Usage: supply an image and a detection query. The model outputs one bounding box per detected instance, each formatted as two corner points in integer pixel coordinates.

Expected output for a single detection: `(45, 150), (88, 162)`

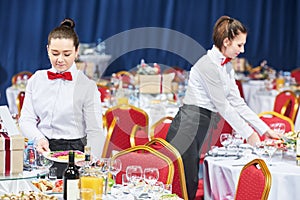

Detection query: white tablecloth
(203, 153), (300, 200)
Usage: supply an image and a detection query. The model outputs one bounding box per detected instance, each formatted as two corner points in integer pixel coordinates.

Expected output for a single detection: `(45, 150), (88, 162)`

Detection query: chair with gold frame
(16, 91), (26, 117)
(235, 158), (272, 200)
(144, 138), (188, 200)
(258, 111), (294, 140)
(11, 71), (32, 86)
(112, 145), (174, 185)
(102, 104), (149, 158)
(149, 116), (173, 140)
(273, 90), (299, 123)
(116, 70), (134, 87)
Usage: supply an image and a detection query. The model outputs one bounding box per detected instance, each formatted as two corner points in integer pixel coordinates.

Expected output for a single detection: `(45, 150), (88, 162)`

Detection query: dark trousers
(166, 104), (214, 200)
(48, 137), (86, 179)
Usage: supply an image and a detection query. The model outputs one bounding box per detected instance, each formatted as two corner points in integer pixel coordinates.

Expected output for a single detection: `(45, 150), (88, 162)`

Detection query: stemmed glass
(220, 133), (233, 156)
(254, 141), (266, 159)
(126, 165), (143, 197)
(144, 168), (159, 194)
(95, 158), (110, 196)
(232, 132), (244, 156)
(109, 158), (122, 184)
(264, 140), (277, 163)
(270, 123), (286, 134)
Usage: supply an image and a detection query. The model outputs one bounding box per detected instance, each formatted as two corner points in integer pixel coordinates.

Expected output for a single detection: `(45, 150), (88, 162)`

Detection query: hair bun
(60, 18), (75, 29)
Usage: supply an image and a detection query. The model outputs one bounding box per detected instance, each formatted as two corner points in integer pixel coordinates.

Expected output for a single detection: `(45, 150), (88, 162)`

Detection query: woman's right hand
(246, 132), (261, 146)
(36, 138), (50, 154)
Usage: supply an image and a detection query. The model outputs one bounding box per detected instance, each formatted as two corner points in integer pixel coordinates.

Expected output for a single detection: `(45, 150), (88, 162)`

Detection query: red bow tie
(47, 71), (73, 81)
(221, 58), (232, 66)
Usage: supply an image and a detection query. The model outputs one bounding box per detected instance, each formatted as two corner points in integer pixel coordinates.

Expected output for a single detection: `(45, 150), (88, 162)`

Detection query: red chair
(97, 86), (110, 102)
(112, 145), (174, 185)
(273, 90), (299, 123)
(130, 124), (150, 146)
(11, 71), (32, 86)
(102, 104), (149, 158)
(150, 116), (173, 140)
(116, 70), (134, 88)
(291, 68), (300, 84)
(258, 111), (294, 140)
(16, 91), (26, 117)
(145, 138), (188, 200)
(235, 158), (272, 200)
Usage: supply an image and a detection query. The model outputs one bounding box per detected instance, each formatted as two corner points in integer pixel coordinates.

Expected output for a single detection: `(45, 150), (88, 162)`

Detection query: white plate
(43, 150), (85, 163)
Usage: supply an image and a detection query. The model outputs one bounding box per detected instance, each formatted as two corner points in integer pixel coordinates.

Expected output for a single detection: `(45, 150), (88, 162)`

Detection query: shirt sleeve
(19, 74), (46, 144)
(83, 81), (105, 158)
(197, 64), (268, 139)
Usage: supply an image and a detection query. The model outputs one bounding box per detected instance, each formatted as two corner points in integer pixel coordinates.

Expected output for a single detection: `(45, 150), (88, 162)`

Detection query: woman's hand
(246, 132), (261, 146)
(264, 129), (283, 140)
(36, 138), (50, 154)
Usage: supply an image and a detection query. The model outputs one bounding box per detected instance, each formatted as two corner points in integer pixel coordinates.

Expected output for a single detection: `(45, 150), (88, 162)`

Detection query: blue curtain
(1, 0), (300, 105)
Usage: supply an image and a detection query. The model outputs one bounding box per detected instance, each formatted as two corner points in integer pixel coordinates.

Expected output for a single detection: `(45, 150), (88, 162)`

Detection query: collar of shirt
(48, 62), (78, 81)
(207, 45), (229, 67)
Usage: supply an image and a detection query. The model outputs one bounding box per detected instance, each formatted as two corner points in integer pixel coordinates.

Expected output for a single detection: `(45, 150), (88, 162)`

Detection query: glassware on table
(80, 188), (95, 200)
(219, 133), (233, 156)
(270, 123), (286, 134)
(37, 154), (54, 170)
(109, 158), (122, 184)
(95, 158), (110, 196)
(232, 132), (244, 156)
(264, 139), (278, 163)
(143, 167), (159, 186)
(254, 141), (266, 159)
(80, 167), (104, 198)
(126, 165), (144, 197)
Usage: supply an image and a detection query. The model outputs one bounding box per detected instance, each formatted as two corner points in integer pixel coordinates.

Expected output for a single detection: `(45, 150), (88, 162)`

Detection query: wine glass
(109, 158), (122, 184)
(95, 158), (110, 196)
(270, 123), (286, 134)
(264, 140), (277, 163)
(126, 165), (144, 198)
(232, 132), (244, 156)
(144, 167), (159, 194)
(254, 141), (266, 159)
(126, 165), (143, 185)
(219, 133), (233, 156)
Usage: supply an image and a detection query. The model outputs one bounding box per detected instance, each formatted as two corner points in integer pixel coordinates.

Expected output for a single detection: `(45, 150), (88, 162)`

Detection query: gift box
(0, 133), (24, 175)
(138, 73), (175, 94)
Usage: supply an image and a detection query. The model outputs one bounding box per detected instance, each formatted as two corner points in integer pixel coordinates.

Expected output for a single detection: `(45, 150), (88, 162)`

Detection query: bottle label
(66, 179), (79, 200)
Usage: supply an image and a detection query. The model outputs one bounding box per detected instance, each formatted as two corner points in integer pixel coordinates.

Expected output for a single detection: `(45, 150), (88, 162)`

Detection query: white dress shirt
(183, 46), (269, 139)
(19, 63), (104, 157)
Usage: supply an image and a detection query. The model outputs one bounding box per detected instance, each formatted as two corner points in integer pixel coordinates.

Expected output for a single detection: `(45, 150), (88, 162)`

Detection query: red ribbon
(0, 132), (11, 175)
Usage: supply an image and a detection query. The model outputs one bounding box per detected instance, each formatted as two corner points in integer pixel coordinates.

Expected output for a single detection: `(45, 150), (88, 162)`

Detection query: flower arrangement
(136, 59), (161, 75)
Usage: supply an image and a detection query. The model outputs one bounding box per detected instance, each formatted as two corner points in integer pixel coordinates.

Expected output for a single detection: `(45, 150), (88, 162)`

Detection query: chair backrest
(97, 85), (110, 102)
(16, 91), (26, 117)
(112, 145), (174, 185)
(258, 111), (294, 140)
(130, 125), (150, 147)
(150, 116), (173, 140)
(116, 70), (134, 87)
(102, 105), (149, 158)
(273, 90), (299, 122)
(291, 68), (300, 84)
(144, 138), (188, 200)
(11, 71), (32, 86)
(235, 158), (272, 200)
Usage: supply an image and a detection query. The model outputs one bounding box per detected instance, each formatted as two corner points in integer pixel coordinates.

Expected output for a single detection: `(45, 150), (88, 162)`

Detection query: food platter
(43, 150), (85, 163)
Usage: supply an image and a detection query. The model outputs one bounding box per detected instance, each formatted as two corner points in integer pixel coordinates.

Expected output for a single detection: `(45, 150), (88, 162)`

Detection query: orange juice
(117, 97), (128, 105)
(276, 77), (285, 90)
(80, 176), (103, 195)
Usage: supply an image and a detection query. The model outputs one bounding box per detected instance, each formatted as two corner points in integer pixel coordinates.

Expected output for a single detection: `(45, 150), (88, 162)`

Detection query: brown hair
(47, 18), (80, 50)
(213, 16), (247, 50)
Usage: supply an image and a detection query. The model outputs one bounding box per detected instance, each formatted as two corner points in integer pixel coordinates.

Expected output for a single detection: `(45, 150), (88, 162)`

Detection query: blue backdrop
(1, 0), (300, 105)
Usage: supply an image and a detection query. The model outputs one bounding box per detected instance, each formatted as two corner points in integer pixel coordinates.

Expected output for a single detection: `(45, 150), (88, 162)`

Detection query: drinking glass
(264, 140), (277, 163)
(144, 167), (159, 186)
(126, 165), (143, 185)
(37, 154), (54, 170)
(109, 158), (122, 184)
(95, 158), (110, 196)
(270, 123), (286, 134)
(254, 141), (266, 159)
(219, 133), (233, 156)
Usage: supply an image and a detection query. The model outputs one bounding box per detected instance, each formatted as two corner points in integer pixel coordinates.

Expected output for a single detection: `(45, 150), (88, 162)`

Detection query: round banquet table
(203, 152), (300, 200)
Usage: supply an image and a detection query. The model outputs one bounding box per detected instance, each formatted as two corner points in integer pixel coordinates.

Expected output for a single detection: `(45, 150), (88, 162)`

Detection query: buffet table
(203, 151), (300, 200)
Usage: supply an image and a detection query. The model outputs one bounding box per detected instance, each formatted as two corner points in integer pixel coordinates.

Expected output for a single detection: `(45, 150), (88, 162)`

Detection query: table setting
(203, 131), (300, 200)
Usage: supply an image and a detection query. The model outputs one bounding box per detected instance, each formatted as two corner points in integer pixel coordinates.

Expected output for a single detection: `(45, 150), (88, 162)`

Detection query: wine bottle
(63, 151), (80, 200)
(296, 132), (300, 166)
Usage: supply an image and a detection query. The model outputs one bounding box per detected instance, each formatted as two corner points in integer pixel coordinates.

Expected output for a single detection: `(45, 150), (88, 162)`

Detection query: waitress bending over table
(165, 15), (283, 199)
(19, 18), (104, 178)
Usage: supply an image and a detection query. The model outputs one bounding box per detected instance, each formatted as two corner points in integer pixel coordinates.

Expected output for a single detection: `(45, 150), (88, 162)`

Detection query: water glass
(48, 167), (57, 181)
(80, 188), (95, 200)
(164, 184), (172, 194)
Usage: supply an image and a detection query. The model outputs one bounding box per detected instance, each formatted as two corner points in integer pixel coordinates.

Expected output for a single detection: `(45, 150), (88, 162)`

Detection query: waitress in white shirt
(166, 16), (283, 199)
(19, 18), (104, 178)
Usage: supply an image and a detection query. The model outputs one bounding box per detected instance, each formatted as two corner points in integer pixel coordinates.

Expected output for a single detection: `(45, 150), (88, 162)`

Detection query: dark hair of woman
(47, 18), (79, 50)
(213, 16), (247, 50)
